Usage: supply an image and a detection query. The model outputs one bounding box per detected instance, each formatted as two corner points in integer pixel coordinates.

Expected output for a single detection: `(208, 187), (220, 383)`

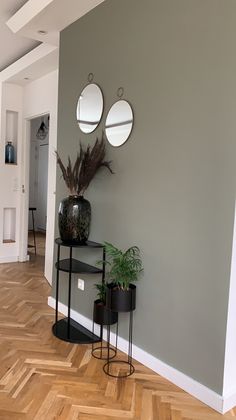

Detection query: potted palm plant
(102, 242), (143, 312)
(93, 283), (118, 325)
(56, 136), (113, 244)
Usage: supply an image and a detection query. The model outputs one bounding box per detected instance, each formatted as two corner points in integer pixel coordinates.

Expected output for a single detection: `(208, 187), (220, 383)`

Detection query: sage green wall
(53, 0), (236, 393)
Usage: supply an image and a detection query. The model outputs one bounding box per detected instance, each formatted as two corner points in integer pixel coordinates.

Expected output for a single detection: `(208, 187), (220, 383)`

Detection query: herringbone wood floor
(0, 240), (235, 419)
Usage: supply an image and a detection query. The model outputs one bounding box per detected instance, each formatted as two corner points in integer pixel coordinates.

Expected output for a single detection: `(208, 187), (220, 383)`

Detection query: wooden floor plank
(0, 233), (233, 419)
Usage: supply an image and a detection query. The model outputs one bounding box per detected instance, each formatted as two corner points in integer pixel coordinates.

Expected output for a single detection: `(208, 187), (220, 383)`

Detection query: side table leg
(55, 245), (60, 329)
(67, 246), (73, 339)
(107, 324), (111, 374)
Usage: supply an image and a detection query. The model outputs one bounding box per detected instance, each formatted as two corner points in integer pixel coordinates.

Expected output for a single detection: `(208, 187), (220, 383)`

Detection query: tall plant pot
(106, 283), (136, 312)
(58, 195), (91, 244)
(92, 299), (118, 360)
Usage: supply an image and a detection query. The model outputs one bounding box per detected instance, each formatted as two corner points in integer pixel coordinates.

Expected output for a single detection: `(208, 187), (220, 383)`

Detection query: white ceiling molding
(0, 0), (39, 72)
(1, 0), (28, 17)
(0, 43), (58, 86)
(6, 0), (54, 32)
(1, 0), (104, 83)
(6, 0), (105, 46)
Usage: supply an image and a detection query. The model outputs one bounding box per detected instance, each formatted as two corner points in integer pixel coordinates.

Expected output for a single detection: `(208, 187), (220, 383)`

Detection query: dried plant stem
(56, 136), (113, 196)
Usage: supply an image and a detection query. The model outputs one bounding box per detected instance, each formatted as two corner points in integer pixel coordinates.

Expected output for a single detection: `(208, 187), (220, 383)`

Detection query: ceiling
(7, 0), (105, 46)
(0, 0), (105, 74)
(0, 0), (39, 71)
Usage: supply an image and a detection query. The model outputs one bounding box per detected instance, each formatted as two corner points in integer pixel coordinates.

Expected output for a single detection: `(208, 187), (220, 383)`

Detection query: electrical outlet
(78, 278), (84, 291)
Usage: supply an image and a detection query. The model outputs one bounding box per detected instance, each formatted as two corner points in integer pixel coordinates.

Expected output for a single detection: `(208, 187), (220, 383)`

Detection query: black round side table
(52, 238), (106, 344)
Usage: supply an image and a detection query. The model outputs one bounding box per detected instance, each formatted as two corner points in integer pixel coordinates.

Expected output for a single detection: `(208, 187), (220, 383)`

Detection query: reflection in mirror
(105, 100), (134, 147)
(76, 83), (103, 133)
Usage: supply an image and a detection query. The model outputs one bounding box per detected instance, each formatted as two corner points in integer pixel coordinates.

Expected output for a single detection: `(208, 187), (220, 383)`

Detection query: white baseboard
(0, 256), (19, 263)
(223, 392), (236, 414)
(0, 254), (30, 264)
(48, 296), (235, 414)
(19, 254), (30, 262)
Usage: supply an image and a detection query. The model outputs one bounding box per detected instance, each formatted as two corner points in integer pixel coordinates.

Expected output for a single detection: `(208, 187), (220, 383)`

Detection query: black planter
(106, 283), (136, 312)
(58, 195), (91, 244)
(93, 299), (118, 325)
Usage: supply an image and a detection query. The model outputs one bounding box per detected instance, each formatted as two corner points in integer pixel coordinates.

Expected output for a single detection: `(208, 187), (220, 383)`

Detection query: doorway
(28, 115), (49, 260)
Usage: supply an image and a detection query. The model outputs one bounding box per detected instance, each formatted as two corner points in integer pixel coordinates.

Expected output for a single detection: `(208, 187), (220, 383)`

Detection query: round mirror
(76, 83), (103, 133)
(105, 100), (134, 147)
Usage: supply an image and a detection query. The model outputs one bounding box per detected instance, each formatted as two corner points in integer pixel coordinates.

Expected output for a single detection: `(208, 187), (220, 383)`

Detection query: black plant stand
(103, 284), (136, 378)
(103, 311), (135, 378)
(92, 307), (118, 360)
(52, 238), (105, 344)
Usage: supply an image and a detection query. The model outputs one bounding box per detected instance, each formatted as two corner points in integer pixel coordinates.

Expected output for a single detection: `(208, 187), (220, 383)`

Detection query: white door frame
(19, 111), (52, 282)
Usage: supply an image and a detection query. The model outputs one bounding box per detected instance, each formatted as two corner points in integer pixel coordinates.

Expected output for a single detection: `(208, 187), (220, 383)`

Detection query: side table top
(55, 238), (104, 248)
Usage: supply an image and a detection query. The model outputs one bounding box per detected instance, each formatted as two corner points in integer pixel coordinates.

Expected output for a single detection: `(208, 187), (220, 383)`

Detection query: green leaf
(98, 242), (143, 290)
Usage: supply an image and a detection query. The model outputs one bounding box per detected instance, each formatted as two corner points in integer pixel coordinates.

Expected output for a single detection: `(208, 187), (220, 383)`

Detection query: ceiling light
(38, 30), (47, 35)
(36, 117), (49, 140)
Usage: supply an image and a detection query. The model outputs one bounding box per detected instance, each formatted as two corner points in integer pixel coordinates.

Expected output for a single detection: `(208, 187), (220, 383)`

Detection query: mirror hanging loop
(117, 87), (124, 99)
(88, 73), (94, 83)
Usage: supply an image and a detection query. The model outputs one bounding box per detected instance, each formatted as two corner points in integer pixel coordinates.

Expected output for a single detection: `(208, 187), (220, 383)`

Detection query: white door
(37, 144), (49, 231)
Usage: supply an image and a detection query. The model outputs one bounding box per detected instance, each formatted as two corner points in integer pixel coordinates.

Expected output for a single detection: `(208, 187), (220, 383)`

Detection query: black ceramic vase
(58, 195), (91, 244)
(93, 299), (118, 326)
(106, 283), (136, 312)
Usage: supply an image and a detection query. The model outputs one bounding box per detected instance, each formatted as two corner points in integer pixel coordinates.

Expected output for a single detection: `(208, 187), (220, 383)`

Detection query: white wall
(22, 69), (58, 283)
(223, 202), (236, 411)
(0, 82), (23, 262)
(3, 208), (16, 241)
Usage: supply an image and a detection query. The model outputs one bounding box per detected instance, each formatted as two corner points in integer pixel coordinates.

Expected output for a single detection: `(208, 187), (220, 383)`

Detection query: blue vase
(5, 142), (15, 164)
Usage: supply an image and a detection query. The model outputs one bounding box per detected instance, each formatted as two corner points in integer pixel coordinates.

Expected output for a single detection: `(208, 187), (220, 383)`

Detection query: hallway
(0, 257), (234, 419)
(28, 232), (46, 258)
